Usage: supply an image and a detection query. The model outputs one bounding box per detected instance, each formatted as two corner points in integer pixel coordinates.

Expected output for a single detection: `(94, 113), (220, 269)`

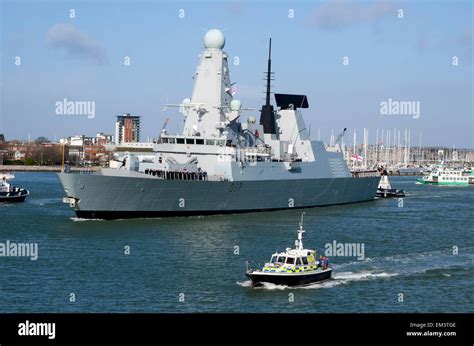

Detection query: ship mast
(265, 38), (272, 110)
(259, 38), (276, 135)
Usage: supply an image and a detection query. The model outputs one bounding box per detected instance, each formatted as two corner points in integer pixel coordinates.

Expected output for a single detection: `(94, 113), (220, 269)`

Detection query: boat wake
(297, 271), (397, 290)
(236, 270), (397, 291)
(333, 248), (473, 277)
(237, 248), (473, 290)
(236, 280), (289, 290)
(70, 217), (106, 222)
(28, 198), (61, 206)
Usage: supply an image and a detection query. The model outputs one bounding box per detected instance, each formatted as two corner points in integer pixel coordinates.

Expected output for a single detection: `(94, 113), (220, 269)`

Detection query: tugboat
(245, 213), (332, 287)
(0, 175), (29, 202)
(376, 167), (405, 198)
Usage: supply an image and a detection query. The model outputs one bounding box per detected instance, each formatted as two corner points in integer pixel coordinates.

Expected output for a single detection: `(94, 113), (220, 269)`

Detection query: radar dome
(204, 29), (225, 49)
(230, 99), (241, 111)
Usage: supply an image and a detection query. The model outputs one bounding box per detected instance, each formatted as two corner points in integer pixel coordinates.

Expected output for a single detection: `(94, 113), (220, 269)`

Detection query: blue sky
(1, 0), (472, 147)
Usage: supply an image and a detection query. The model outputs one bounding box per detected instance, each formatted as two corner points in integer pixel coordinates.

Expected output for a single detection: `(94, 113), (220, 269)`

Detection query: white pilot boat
(0, 174), (29, 203)
(245, 213), (332, 287)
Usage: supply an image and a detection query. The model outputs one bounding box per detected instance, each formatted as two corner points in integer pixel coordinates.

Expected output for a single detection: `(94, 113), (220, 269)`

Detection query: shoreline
(0, 165), (99, 172)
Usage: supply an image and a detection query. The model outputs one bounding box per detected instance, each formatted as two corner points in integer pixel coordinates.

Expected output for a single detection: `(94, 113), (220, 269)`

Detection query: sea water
(0, 172), (472, 312)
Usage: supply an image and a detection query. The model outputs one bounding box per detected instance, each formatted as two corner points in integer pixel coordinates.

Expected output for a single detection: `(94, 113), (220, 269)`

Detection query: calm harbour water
(0, 172), (473, 313)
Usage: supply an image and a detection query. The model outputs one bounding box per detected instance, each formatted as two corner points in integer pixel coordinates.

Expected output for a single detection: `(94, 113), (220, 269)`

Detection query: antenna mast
(259, 38), (276, 135)
(265, 38), (272, 108)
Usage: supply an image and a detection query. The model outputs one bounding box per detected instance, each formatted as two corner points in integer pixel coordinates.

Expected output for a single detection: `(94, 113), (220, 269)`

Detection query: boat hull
(417, 179), (469, 186)
(376, 188), (405, 198)
(0, 190), (29, 203)
(246, 268), (332, 286)
(57, 172), (379, 219)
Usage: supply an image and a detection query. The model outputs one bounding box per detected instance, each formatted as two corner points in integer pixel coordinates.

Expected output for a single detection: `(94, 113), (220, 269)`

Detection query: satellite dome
(230, 99), (241, 111)
(204, 29), (225, 49)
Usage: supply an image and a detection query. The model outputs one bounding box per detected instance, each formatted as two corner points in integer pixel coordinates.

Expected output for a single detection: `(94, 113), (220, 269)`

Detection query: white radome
(230, 99), (241, 111)
(204, 29), (225, 49)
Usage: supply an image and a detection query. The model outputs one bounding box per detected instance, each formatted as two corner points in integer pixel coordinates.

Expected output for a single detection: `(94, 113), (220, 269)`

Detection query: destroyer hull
(58, 172), (379, 219)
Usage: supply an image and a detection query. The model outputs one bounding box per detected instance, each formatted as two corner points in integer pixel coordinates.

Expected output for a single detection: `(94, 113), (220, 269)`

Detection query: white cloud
(46, 23), (107, 64)
(306, 0), (396, 31)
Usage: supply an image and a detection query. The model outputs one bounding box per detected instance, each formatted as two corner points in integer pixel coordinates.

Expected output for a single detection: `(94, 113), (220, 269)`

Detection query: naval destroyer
(58, 29), (379, 219)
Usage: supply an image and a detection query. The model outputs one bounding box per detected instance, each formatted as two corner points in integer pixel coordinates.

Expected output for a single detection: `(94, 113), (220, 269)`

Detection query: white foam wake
(236, 270), (397, 290)
(70, 217), (105, 222)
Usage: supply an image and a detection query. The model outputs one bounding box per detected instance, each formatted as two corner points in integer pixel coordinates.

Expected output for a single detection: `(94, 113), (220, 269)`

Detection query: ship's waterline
(57, 172), (379, 219)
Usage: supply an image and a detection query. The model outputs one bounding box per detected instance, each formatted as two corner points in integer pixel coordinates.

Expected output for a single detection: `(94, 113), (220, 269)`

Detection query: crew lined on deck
(144, 169), (208, 181)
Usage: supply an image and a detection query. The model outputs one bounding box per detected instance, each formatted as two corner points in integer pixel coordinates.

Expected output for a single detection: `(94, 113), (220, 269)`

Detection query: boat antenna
(296, 212), (306, 250)
(299, 212), (305, 230)
(259, 38), (276, 134)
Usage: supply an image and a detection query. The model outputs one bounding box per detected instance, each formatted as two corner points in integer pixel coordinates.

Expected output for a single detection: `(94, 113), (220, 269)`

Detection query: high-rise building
(115, 113), (141, 144)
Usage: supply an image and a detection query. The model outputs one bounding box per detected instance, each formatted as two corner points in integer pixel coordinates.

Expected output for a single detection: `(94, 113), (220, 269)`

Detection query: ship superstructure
(58, 29), (379, 219)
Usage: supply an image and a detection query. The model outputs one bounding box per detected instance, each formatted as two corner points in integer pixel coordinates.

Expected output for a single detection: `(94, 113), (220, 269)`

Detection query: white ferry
(417, 165), (474, 186)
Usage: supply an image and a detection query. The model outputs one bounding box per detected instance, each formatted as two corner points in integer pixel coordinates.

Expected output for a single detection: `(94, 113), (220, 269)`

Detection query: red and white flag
(231, 83), (238, 96)
(351, 154), (363, 162)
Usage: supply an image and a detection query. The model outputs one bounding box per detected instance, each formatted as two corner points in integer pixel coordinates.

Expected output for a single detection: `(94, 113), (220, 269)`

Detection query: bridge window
(277, 256), (286, 263)
(196, 139), (204, 145)
(176, 138), (185, 144)
(186, 138), (194, 144)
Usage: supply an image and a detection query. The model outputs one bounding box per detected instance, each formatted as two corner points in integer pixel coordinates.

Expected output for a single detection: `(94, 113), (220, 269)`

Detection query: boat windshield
(277, 256), (286, 264)
(286, 257), (295, 265)
(270, 256), (277, 263)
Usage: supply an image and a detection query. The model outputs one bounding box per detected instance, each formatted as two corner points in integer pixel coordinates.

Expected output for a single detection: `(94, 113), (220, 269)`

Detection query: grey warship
(58, 29), (379, 219)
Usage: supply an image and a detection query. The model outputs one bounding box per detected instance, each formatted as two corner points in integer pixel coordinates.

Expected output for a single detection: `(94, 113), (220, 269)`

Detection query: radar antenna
(259, 38), (276, 135)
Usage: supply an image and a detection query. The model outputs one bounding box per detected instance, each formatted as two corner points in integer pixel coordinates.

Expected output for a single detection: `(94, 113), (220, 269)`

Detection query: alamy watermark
(380, 98), (420, 119)
(325, 240), (365, 261)
(0, 240), (38, 260)
(18, 320), (55, 339)
(55, 98), (95, 119)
